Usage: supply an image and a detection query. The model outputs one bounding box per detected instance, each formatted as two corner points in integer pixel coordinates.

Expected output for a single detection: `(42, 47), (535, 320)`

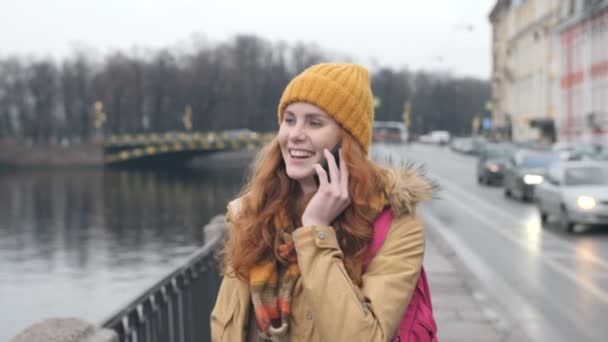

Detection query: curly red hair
(219, 131), (387, 286)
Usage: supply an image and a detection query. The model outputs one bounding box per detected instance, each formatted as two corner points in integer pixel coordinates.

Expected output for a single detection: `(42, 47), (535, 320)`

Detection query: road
(371, 143), (608, 342)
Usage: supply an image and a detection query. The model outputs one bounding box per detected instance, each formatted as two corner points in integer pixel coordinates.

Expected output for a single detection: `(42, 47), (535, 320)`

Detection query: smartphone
(314, 141), (341, 187)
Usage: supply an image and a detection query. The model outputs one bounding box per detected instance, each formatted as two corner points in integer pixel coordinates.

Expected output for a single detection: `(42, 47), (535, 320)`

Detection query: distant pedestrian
(211, 62), (437, 341)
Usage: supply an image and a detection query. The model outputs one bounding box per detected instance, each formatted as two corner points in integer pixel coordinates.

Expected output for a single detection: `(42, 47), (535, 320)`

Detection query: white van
(429, 131), (450, 145)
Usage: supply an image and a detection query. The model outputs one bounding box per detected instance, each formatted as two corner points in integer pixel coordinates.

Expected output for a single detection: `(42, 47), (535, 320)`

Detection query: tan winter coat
(210, 167), (435, 341)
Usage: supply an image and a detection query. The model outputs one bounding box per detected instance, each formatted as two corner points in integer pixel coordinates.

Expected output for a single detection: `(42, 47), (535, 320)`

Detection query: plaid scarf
(250, 231), (299, 340)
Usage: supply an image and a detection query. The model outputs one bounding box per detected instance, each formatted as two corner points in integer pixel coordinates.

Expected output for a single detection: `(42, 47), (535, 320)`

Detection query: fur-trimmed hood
(382, 163), (438, 217)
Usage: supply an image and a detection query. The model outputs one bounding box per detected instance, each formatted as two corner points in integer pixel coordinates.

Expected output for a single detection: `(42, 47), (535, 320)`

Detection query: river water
(0, 164), (248, 340)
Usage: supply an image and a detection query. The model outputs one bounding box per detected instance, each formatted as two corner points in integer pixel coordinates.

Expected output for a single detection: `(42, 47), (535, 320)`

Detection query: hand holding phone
(314, 142), (341, 187)
(302, 141), (351, 227)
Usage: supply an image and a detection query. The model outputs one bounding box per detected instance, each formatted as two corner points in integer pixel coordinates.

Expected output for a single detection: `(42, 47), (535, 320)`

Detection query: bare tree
(28, 60), (59, 144)
(61, 54), (95, 141)
(372, 68), (413, 123)
(180, 46), (226, 131)
(0, 33), (490, 143)
(146, 50), (181, 132)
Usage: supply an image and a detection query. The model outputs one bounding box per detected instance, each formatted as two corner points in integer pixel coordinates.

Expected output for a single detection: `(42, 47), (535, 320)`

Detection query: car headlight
(523, 174), (543, 185)
(486, 163), (500, 173)
(577, 196), (596, 210)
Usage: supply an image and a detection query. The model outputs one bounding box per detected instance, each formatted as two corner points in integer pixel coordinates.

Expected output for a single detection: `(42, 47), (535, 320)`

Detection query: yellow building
(489, 0), (563, 143)
(489, 0), (512, 140)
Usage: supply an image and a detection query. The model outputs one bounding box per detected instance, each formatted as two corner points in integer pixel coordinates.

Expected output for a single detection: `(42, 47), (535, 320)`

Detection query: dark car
(503, 150), (560, 201)
(476, 143), (514, 185)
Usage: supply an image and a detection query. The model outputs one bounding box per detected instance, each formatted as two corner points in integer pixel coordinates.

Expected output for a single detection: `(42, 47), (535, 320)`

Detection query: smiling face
(278, 102), (342, 192)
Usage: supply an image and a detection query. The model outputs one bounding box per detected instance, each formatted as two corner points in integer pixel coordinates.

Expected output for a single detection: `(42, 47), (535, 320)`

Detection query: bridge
(103, 131), (274, 166)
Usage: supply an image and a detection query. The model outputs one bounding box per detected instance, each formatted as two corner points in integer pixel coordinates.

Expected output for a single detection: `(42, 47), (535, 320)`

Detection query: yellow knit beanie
(277, 63), (374, 154)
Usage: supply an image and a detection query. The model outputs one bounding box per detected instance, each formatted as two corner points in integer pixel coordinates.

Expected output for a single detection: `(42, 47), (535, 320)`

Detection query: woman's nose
(288, 124), (306, 141)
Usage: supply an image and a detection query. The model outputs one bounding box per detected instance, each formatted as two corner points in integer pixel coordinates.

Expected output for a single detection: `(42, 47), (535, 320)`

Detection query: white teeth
(290, 150), (314, 158)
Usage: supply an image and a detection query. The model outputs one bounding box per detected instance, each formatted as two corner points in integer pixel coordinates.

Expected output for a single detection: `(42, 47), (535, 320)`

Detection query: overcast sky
(0, 0), (495, 78)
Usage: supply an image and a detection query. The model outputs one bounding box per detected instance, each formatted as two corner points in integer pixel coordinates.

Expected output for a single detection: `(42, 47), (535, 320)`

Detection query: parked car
(372, 121), (408, 143)
(503, 150), (560, 201)
(430, 130), (450, 145)
(514, 140), (553, 151)
(535, 161), (608, 232)
(476, 143), (514, 185)
(471, 136), (488, 155)
(419, 130), (450, 145)
(552, 142), (601, 161)
(594, 148), (608, 161)
(450, 137), (475, 154)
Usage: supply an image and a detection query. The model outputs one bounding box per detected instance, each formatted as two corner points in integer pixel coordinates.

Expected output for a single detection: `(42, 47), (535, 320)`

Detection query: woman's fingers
(324, 149), (340, 186)
(313, 164), (328, 187)
(339, 148), (349, 195)
(302, 150), (350, 227)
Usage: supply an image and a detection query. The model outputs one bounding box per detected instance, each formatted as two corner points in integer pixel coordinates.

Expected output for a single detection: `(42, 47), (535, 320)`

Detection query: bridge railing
(101, 215), (226, 342)
(103, 131), (274, 164)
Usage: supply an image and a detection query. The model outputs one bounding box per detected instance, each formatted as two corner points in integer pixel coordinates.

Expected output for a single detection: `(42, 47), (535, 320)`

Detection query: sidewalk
(422, 214), (529, 342)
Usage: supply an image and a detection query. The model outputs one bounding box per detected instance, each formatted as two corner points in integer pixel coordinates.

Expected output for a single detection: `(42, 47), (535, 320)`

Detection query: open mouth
(289, 149), (315, 159)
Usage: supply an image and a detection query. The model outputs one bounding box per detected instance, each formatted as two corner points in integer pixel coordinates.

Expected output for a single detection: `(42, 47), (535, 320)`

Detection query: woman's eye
(284, 117), (295, 124)
(309, 120), (322, 127)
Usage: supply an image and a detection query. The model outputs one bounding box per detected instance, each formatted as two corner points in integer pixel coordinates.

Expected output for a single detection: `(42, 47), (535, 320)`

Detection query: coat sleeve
(292, 214), (424, 341)
(210, 200), (247, 342)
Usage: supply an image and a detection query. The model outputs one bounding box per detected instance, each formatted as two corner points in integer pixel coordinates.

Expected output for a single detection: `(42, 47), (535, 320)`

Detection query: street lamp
(93, 101), (106, 129)
(182, 105), (193, 131)
(92, 101), (107, 144)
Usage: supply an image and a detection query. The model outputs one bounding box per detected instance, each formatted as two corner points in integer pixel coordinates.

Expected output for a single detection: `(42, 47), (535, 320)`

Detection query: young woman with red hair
(211, 63), (436, 341)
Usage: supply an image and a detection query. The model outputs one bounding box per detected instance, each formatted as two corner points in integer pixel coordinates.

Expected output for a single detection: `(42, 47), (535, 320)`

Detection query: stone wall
(11, 318), (117, 342)
(0, 139), (103, 167)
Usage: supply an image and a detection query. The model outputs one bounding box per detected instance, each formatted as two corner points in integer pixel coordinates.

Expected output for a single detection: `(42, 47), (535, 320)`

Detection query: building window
(569, 0), (576, 15)
(513, 0), (526, 8)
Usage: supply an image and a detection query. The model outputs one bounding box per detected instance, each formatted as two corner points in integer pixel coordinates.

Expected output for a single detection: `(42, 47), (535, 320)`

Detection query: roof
(489, 0), (511, 22)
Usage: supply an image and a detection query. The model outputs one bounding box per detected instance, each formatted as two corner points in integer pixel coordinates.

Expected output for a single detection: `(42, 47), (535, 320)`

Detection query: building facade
(489, 0), (512, 140)
(490, 0), (564, 143)
(555, 0), (608, 145)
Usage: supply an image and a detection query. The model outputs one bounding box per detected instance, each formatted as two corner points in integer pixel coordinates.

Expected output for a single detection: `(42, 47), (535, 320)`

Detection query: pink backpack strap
(364, 207), (438, 342)
(363, 207), (393, 270)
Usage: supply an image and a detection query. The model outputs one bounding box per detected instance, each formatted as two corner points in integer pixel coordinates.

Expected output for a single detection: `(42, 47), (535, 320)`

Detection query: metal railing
(103, 131), (275, 164)
(102, 216), (225, 342)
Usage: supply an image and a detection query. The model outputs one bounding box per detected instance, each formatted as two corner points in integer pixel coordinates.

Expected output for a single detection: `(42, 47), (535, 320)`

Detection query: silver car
(535, 161), (608, 233)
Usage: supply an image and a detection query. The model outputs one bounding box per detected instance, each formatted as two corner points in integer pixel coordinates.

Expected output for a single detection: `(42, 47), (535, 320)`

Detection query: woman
(211, 63), (435, 341)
